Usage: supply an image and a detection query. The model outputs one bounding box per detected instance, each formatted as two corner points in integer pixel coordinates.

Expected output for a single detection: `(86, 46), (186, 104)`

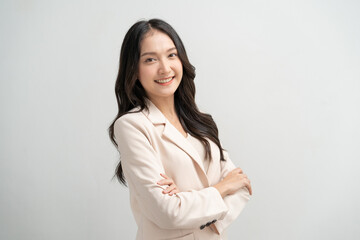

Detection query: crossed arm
(157, 155), (252, 235)
(115, 116), (251, 232)
(157, 173), (222, 233)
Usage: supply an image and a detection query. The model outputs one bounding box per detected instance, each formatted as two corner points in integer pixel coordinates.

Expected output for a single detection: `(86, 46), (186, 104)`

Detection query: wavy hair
(108, 18), (226, 186)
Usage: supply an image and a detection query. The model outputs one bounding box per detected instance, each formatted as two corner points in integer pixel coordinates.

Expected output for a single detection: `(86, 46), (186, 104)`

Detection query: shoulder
(113, 107), (155, 149)
(114, 106), (152, 137)
(115, 106), (144, 125)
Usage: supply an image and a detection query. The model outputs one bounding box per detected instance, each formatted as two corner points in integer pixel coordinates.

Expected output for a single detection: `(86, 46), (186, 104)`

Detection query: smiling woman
(137, 30), (183, 102)
(108, 18), (252, 240)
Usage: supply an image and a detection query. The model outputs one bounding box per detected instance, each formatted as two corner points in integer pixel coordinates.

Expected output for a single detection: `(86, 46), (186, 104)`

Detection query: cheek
(138, 65), (153, 80)
(174, 61), (183, 74)
(138, 67), (158, 90)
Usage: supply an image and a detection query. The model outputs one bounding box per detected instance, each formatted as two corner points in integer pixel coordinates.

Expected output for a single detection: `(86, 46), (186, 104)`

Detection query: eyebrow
(140, 47), (177, 57)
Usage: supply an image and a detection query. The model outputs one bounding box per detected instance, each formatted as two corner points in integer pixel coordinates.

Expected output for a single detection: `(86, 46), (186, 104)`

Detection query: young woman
(109, 18), (252, 240)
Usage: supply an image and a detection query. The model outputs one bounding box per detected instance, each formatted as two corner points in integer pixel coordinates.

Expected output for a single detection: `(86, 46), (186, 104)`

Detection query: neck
(147, 95), (178, 121)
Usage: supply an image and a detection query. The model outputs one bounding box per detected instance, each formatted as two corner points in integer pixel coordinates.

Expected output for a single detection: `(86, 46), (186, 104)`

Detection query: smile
(154, 76), (174, 83)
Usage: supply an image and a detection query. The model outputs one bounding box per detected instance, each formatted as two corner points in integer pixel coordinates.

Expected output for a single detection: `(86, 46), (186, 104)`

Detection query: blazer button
(200, 224), (206, 230)
(211, 219), (217, 224)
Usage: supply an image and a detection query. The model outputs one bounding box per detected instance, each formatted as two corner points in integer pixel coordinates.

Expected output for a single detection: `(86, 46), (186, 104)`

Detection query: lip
(155, 76), (174, 81)
(155, 76), (174, 86)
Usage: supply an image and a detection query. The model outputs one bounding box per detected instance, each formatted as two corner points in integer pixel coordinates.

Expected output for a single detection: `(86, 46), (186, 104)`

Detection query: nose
(158, 58), (171, 75)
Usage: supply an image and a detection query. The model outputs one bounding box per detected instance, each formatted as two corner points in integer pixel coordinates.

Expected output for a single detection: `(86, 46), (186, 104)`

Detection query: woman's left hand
(209, 223), (220, 235)
(157, 173), (180, 196)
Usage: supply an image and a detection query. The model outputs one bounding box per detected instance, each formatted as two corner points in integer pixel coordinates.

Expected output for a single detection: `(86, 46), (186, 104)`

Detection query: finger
(209, 223), (220, 234)
(168, 188), (180, 196)
(232, 168), (243, 174)
(164, 186), (176, 195)
(170, 188), (180, 194)
(157, 179), (173, 185)
(163, 186), (172, 194)
(245, 181), (252, 195)
(160, 173), (169, 179)
(163, 184), (177, 193)
(238, 173), (248, 180)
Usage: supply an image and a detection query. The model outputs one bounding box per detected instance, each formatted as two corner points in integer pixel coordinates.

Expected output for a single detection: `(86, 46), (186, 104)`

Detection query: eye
(169, 53), (178, 58)
(145, 58), (156, 63)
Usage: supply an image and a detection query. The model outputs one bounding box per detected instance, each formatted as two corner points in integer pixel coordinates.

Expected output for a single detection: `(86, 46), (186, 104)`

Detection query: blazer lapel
(142, 98), (210, 187)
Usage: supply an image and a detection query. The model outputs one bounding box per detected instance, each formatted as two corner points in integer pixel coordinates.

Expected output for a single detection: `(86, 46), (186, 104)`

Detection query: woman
(108, 18), (252, 240)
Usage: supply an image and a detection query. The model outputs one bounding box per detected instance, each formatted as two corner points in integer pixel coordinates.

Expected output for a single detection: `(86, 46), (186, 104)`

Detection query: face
(137, 30), (183, 103)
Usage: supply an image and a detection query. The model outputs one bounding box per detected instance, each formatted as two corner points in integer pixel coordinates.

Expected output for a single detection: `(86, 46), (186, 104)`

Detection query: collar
(141, 97), (211, 187)
(143, 97), (167, 125)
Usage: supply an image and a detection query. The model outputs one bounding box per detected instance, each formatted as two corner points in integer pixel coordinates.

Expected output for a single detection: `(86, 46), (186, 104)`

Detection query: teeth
(155, 77), (173, 83)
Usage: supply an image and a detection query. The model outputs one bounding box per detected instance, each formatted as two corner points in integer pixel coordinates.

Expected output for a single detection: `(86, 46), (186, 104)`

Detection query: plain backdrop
(1, 0), (360, 239)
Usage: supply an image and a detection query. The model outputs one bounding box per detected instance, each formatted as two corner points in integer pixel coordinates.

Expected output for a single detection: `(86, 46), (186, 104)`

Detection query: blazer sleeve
(114, 116), (229, 230)
(212, 149), (251, 234)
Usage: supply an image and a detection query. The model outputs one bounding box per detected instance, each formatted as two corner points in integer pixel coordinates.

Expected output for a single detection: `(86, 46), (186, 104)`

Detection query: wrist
(213, 182), (228, 198)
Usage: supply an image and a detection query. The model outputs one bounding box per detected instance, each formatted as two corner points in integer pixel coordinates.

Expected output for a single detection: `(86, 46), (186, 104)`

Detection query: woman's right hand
(157, 173), (180, 196)
(213, 168), (252, 198)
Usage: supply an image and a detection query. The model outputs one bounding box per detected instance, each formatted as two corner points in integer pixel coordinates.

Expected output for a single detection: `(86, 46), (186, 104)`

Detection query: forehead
(140, 30), (176, 53)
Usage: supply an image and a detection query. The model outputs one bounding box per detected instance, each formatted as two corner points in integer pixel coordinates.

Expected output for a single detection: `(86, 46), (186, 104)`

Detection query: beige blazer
(114, 98), (250, 240)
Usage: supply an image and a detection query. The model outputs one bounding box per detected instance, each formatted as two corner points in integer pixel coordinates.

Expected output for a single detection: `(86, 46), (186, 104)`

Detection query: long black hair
(108, 18), (226, 186)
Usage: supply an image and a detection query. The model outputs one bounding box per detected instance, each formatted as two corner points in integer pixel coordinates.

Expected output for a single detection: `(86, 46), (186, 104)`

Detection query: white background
(1, 0), (359, 239)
